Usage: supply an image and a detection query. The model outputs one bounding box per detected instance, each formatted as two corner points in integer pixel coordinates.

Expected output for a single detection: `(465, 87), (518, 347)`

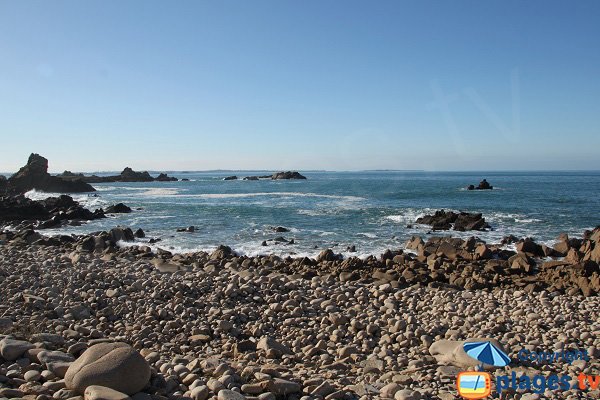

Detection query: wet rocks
(223, 176), (238, 181)
(416, 210), (490, 231)
(105, 203), (132, 214)
(65, 342), (151, 394)
(467, 179), (493, 190)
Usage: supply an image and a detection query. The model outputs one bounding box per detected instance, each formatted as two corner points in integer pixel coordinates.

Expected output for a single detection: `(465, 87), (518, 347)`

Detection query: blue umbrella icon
(463, 340), (511, 367)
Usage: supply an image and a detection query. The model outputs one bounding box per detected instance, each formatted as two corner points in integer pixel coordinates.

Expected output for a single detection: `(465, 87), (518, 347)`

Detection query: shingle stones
(65, 342), (151, 395)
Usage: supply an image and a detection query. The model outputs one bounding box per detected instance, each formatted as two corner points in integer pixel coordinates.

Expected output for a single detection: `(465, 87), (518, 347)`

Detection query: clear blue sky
(1, 0), (599, 172)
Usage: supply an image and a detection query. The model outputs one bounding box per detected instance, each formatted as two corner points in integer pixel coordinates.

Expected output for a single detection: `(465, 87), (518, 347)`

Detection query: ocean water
(24, 171), (600, 258)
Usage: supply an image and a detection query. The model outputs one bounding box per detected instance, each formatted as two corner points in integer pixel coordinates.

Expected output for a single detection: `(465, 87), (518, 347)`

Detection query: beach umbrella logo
(456, 341), (510, 398)
(463, 341), (511, 367)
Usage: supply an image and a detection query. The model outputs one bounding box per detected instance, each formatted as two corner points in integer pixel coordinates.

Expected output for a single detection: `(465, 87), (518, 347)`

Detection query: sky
(1, 0), (599, 172)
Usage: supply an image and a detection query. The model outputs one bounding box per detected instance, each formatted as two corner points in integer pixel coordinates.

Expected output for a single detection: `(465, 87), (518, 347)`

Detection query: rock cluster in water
(224, 172), (307, 181)
(59, 168), (178, 183)
(4, 154), (95, 194)
(0, 195), (131, 231)
(415, 210), (490, 231)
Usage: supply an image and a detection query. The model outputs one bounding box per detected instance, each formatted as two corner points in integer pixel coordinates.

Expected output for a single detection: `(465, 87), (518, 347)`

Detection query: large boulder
(64, 342), (151, 395)
(7, 154), (95, 194)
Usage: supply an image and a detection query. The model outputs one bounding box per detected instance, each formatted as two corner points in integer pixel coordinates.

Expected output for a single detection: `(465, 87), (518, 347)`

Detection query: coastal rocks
(105, 203), (132, 214)
(155, 173), (177, 182)
(416, 210), (490, 231)
(7, 153), (95, 194)
(0, 194), (106, 230)
(0, 175), (6, 194)
(271, 171), (307, 180)
(223, 176), (238, 181)
(317, 249), (343, 262)
(64, 342), (151, 394)
(467, 179), (493, 190)
(59, 168), (178, 183)
(238, 172), (307, 180)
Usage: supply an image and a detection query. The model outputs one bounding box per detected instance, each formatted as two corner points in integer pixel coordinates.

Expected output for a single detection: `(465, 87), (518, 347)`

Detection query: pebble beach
(1, 228), (599, 400)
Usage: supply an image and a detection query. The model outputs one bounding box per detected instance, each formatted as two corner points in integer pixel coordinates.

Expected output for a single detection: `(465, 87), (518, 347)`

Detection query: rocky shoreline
(1, 215), (599, 400)
(1, 176), (599, 399)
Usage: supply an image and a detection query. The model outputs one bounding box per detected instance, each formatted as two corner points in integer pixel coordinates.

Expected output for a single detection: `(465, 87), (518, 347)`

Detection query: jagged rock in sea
(7, 154), (96, 194)
(416, 210), (490, 231)
(467, 178), (493, 190)
(105, 203), (132, 214)
(223, 176), (238, 180)
(271, 171), (307, 180)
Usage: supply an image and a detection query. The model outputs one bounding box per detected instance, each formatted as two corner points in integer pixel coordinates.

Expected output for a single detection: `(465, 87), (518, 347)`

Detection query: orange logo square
(457, 371), (491, 399)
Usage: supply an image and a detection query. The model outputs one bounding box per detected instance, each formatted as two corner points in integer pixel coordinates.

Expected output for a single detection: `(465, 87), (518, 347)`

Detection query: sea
(21, 171), (600, 258)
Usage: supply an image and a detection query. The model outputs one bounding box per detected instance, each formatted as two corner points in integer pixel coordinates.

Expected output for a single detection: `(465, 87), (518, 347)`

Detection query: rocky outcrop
(59, 168), (178, 183)
(416, 210), (490, 231)
(0, 175), (6, 194)
(7, 154), (96, 194)
(223, 176), (238, 181)
(271, 171), (307, 180)
(467, 179), (493, 190)
(0, 195), (106, 230)
(239, 172), (307, 181)
(105, 203), (132, 214)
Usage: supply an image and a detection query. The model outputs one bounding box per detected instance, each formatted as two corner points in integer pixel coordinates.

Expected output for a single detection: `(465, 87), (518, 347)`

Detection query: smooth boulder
(65, 342), (151, 395)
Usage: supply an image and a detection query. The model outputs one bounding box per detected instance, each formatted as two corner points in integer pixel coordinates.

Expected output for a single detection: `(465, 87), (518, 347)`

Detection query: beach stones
(84, 385), (131, 400)
(0, 338), (35, 361)
(65, 342), (151, 394)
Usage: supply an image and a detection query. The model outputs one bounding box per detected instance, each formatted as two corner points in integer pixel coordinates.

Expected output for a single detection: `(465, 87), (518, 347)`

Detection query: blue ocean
(24, 171), (600, 257)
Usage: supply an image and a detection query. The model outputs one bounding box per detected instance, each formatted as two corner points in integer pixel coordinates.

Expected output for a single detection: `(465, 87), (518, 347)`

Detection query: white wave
(140, 188), (182, 196)
(179, 192), (365, 201)
(358, 232), (377, 239)
(24, 189), (108, 210)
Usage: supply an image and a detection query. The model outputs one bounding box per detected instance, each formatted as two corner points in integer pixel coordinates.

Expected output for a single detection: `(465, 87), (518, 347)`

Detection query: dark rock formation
(271, 171), (307, 180)
(416, 210), (490, 231)
(271, 226), (290, 232)
(105, 203), (132, 214)
(241, 172), (307, 180)
(0, 194), (105, 230)
(7, 154), (96, 194)
(59, 168), (178, 183)
(156, 173), (178, 182)
(0, 175), (6, 194)
(467, 179), (493, 190)
(223, 176), (238, 181)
